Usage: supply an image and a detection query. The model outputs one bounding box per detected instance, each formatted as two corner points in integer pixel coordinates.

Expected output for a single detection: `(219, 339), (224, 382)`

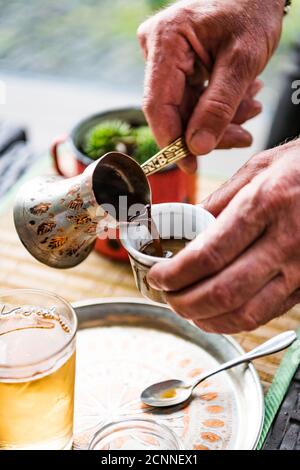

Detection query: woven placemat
(0, 159), (299, 448)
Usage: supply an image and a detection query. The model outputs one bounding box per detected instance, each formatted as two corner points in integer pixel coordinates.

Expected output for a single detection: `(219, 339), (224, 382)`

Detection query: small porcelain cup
(120, 203), (215, 304)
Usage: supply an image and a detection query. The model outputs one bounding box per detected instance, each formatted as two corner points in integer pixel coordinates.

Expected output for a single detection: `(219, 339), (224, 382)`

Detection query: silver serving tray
(72, 298), (264, 450)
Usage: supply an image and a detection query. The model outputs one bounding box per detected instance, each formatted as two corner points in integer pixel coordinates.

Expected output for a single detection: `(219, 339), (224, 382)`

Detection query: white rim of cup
(120, 202), (215, 267)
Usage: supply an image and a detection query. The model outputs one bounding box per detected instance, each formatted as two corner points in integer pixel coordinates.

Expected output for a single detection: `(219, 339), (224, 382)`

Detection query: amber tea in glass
(0, 289), (77, 450)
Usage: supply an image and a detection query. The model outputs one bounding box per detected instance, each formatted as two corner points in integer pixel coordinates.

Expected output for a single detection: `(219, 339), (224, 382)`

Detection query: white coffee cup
(120, 203), (215, 304)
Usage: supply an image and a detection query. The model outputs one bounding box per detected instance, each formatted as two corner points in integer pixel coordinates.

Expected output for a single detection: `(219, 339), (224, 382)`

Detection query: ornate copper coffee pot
(14, 138), (189, 268)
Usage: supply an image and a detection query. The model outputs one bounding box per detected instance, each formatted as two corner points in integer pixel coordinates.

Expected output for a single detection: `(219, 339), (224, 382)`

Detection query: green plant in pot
(83, 120), (159, 165)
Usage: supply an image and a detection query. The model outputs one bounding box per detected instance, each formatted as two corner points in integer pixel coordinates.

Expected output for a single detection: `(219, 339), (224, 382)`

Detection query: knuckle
(152, 25), (180, 53)
(199, 245), (225, 273)
(236, 308), (259, 331)
(142, 96), (156, 119)
(259, 175), (288, 213)
(235, 182), (267, 229)
(212, 283), (237, 311)
(205, 96), (235, 124)
(137, 23), (146, 41)
(244, 150), (273, 176)
(137, 16), (154, 38)
(145, 10), (179, 40)
(230, 41), (248, 62)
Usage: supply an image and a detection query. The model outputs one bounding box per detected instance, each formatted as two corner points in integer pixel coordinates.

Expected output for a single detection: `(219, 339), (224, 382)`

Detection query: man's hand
(147, 140), (300, 333)
(138, 0), (284, 172)
(202, 141), (290, 217)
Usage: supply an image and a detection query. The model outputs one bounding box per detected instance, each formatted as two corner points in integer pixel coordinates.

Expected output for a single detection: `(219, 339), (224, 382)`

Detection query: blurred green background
(0, 0), (299, 181)
(0, 0), (160, 89)
(0, 0), (298, 90)
(281, 0), (300, 45)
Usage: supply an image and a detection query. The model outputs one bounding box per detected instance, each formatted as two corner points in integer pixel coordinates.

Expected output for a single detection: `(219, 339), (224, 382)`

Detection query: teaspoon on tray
(141, 330), (297, 408)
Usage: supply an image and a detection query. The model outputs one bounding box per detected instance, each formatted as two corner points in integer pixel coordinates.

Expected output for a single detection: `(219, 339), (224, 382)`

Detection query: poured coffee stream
(92, 158), (163, 256)
(128, 205), (190, 258)
(92, 156), (187, 258)
(128, 204), (164, 257)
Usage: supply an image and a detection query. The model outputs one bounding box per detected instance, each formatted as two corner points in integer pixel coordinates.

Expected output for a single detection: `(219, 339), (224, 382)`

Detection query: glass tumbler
(0, 289), (77, 450)
(89, 418), (184, 450)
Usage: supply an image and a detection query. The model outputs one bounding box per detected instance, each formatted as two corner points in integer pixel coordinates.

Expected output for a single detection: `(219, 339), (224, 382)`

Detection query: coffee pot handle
(50, 135), (68, 176)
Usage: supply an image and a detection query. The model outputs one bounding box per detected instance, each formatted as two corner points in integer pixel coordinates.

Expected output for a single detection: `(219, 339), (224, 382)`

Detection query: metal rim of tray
(72, 297), (264, 450)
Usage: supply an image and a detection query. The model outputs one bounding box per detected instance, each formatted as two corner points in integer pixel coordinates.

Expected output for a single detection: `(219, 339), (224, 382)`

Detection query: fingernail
(190, 130), (217, 156)
(253, 100), (262, 112)
(235, 128), (252, 138)
(229, 127), (252, 143)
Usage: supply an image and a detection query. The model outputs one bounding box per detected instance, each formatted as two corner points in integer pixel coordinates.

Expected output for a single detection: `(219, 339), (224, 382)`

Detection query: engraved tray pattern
(72, 299), (264, 450)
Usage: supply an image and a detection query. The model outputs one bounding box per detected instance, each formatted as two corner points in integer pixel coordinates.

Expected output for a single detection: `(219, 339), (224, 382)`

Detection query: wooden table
(1, 169), (299, 394)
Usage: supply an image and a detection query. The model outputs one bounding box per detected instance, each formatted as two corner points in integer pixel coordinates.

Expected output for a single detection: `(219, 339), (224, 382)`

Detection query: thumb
(186, 53), (252, 155)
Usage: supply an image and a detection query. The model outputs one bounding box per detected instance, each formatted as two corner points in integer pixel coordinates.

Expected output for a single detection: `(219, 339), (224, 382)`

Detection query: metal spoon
(141, 330), (297, 408)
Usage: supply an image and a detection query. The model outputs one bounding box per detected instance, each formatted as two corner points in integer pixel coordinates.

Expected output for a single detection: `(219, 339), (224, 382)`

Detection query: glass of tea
(0, 289), (77, 450)
(120, 202), (215, 303)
